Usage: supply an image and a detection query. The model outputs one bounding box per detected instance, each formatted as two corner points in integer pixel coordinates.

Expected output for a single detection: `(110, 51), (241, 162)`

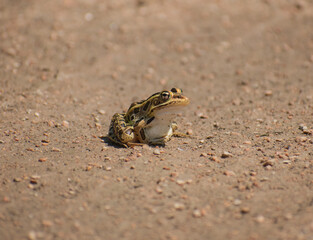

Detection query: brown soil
(1, 0), (313, 239)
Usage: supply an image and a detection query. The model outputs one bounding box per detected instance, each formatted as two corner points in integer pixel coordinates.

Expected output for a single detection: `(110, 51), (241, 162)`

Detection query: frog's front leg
(108, 113), (136, 147)
(171, 122), (189, 138)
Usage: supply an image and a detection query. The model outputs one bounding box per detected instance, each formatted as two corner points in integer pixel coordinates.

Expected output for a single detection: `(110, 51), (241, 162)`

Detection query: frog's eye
(161, 91), (170, 101)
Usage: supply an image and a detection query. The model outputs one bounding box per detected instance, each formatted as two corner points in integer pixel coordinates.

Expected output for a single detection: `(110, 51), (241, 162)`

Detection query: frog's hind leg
(107, 122), (128, 147)
(107, 113), (135, 147)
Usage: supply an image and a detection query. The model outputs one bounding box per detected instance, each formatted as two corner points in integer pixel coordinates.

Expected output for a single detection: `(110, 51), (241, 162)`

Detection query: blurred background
(1, 0), (313, 239)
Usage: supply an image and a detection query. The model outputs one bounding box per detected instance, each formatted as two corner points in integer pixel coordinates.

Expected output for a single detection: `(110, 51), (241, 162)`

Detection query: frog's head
(126, 88), (189, 122)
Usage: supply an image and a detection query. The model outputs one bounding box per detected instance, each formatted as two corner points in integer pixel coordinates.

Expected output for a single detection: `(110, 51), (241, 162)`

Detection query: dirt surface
(1, 0), (313, 239)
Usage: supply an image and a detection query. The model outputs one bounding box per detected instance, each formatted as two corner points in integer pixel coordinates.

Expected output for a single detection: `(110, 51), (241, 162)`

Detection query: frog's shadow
(99, 136), (125, 149)
(99, 136), (165, 149)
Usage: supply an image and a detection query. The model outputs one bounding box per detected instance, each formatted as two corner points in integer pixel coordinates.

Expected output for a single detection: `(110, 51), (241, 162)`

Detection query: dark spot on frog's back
(146, 116), (155, 125)
(143, 101), (150, 111)
(140, 129), (146, 140)
(118, 129), (124, 135)
(133, 107), (140, 114)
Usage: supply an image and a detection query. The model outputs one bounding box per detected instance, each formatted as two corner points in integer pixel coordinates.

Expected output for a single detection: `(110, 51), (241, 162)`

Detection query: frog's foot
(172, 131), (190, 138)
(126, 142), (145, 148)
(144, 135), (166, 146)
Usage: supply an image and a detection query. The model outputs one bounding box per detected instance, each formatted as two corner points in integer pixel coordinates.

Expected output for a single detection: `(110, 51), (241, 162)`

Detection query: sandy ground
(1, 0), (313, 239)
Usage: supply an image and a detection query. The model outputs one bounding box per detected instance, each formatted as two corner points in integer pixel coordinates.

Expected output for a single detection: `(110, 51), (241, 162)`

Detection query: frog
(107, 88), (189, 147)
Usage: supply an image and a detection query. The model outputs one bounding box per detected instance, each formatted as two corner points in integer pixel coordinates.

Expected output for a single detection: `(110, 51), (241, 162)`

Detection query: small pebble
(13, 177), (22, 182)
(260, 177), (269, 182)
(42, 220), (53, 227)
(221, 151), (232, 158)
(28, 231), (36, 240)
(98, 109), (106, 115)
(153, 149), (161, 155)
(84, 12), (94, 21)
(94, 116), (100, 123)
(176, 179), (185, 185)
(303, 129), (313, 135)
(265, 165), (272, 170)
(192, 209), (202, 218)
(299, 124), (308, 131)
(38, 158), (47, 162)
(62, 120), (69, 128)
(264, 90), (273, 96)
(52, 147), (61, 152)
(186, 179), (192, 184)
(3, 196), (10, 202)
(232, 98), (241, 105)
(170, 172), (178, 177)
(224, 170), (236, 176)
(30, 175), (40, 180)
(155, 186), (163, 194)
(186, 129), (193, 135)
(4, 47), (17, 56)
(282, 160), (291, 164)
(284, 213), (293, 220)
(181, 56), (189, 64)
(255, 215), (265, 223)
(210, 156), (220, 162)
(174, 202), (185, 210)
(240, 207), (250, 214)
(304, 162), (310, 169)
(261, 159), (275, 167)
(296, 136), (308, 143)
(30, 175), (40, 184)
(233, 199), (242, 206)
